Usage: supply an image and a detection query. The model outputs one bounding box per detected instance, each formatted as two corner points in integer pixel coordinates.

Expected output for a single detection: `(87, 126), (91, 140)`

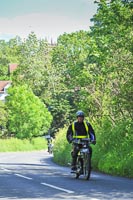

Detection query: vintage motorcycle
(71, 138), (92, 180)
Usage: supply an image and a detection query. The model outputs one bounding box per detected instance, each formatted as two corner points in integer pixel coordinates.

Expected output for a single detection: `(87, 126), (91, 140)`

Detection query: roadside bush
(53, 126), (71, 166)
(0, 137), (47, 152)
(93, 118), (133, 178)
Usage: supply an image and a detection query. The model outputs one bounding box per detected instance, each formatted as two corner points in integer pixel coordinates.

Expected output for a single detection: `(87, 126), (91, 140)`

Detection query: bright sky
(0, 0), (97, 42)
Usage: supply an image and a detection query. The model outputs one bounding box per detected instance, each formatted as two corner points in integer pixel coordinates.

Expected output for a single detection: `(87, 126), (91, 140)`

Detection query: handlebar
(72, 138), (91, 145)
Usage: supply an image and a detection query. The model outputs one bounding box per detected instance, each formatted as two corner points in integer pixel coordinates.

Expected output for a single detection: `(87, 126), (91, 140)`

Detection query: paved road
(0, 151), (132, 200)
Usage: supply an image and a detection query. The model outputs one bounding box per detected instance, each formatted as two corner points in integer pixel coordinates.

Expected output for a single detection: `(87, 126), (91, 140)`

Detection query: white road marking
(1, 167), (74, 194)
(15, 173), (33, 180)
(41, 182), (74, 194)
(1, 167), (11, 172)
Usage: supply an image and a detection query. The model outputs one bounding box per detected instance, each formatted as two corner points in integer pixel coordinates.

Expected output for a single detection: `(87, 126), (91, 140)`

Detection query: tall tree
(0, 100), (8, 137)
(89, 0), (133, 122)
(50, 31), (93, 132)
(12, 32), (53, 99)
(0, 36), (22, 80)
(6, 84), (53, 139)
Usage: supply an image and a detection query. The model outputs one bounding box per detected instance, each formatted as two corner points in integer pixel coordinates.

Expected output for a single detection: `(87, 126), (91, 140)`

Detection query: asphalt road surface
(0, 151), (132, 200)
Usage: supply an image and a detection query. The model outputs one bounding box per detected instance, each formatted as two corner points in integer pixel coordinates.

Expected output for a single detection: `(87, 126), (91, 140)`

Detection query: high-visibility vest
(72, 121), (89, 139)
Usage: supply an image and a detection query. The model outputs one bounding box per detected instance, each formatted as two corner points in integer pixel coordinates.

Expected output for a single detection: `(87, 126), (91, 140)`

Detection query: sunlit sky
(0, 0), (97, 42)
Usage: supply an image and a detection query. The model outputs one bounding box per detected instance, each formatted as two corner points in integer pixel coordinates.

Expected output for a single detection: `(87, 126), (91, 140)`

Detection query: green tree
(0, 37), (22, 80)
(0, 40), (10, 80)
(12, 32), (53, 98)
(0, 100), (8, 137)
(88, 0), (133, 121)
(6, 84), (53, 139)
(50, 31), (92, 128)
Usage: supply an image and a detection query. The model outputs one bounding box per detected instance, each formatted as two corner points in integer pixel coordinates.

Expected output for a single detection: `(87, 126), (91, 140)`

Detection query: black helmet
(76, 110), (85, 117)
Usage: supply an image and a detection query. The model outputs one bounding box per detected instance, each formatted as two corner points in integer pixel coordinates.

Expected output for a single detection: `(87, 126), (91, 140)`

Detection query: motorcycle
(48, 142), (53, 154)
(71, 138), (92, 180)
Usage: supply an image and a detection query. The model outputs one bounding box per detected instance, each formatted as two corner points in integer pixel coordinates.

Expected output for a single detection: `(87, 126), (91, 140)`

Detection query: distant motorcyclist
(66, 110), (96, 171)
(47, 137), (53, 154)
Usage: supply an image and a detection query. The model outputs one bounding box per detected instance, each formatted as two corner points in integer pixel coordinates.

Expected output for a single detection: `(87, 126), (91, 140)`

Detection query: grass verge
(0, 137), (47, 152)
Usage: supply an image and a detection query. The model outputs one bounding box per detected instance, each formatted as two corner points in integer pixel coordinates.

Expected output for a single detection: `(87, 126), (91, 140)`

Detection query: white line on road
(15, 173), (33, 180)
(1, 167), (11, 172)
(41, 182), (75, 194)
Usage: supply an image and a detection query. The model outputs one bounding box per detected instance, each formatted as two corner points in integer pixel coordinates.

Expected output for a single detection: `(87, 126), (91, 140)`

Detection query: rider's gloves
(91, 140), (96, 145)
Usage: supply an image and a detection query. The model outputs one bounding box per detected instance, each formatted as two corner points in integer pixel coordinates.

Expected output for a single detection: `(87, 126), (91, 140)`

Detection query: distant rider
(47, 137), (53, 153)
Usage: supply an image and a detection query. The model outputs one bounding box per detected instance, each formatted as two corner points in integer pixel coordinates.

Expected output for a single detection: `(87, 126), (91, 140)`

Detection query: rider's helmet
(76, 110), (85, 118)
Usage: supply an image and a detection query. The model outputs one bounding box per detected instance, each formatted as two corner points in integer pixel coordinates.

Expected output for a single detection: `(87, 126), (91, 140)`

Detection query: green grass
(0, 137), (47, 152)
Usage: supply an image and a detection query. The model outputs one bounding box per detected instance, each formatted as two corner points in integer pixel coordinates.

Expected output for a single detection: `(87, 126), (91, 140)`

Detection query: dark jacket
(66, 120), (96, 143)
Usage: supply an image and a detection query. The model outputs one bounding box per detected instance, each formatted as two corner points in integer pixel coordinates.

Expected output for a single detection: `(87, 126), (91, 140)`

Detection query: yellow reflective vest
(72, 121), (89, 139)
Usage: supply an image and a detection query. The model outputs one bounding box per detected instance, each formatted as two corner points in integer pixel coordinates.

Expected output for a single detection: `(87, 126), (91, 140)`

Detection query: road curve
(0, 150), (132, 200)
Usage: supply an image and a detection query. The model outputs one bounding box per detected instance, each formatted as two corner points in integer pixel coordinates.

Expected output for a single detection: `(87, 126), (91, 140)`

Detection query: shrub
(53, 126), (71, 166)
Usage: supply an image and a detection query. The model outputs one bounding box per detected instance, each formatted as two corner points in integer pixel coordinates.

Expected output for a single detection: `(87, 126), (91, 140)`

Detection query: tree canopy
(5, 84), (53, 139)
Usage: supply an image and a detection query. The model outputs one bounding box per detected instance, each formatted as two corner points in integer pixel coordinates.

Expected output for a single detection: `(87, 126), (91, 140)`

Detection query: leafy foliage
(6, 84), (53, 139)
(53, 126), (71, 165)
(89, 0), (133, 121)
(0, 101), (8, 137)
(0, 37), (22, 80)
(93, 118), (133, 177)
(12, 32), (53, 98)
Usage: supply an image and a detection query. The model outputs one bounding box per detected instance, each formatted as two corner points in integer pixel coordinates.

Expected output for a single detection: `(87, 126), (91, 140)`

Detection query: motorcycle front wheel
(75, 158), (82, 179)
(83, 153), (91, 180)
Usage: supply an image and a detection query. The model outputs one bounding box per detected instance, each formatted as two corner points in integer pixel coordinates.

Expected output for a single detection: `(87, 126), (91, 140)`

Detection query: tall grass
(0, 137), (47, 152)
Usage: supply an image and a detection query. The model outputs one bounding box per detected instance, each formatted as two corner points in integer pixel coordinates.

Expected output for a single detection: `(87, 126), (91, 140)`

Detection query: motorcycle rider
(66, 110), (96, 171)
(47, 137), (53, 153)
